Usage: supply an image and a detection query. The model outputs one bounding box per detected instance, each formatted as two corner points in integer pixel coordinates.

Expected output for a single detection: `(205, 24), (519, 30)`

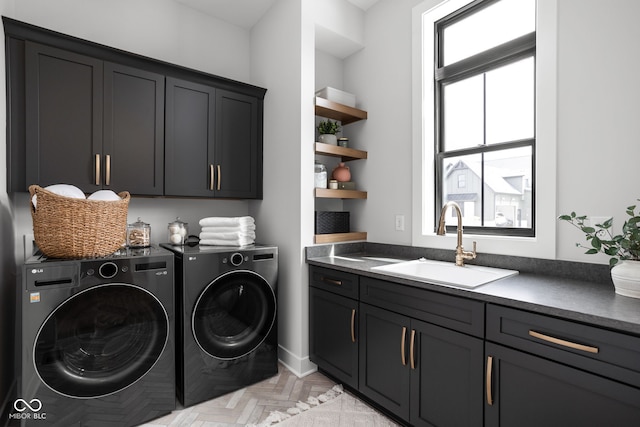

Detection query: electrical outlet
(589, 216), (612, 239)
(395, 215), (405, 231)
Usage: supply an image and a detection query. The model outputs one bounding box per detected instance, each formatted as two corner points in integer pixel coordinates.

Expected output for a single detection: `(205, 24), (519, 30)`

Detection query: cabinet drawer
(309, 266), (359, 299)
(487, 304), (640, 387)
(360, 276), (484, 338)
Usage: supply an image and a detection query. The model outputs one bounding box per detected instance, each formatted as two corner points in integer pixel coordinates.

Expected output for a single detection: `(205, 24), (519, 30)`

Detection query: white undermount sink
(371, 258), (518, 288)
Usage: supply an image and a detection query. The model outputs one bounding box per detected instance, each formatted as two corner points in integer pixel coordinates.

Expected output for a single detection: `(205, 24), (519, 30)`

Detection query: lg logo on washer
(9, 398), (46, 420)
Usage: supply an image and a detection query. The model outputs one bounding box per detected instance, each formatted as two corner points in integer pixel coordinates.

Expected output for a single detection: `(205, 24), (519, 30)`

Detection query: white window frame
(411, 0), (558, 259)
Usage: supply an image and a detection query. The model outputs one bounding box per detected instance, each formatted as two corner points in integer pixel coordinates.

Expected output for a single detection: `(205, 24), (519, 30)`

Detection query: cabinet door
(485, 342), (640, 427)
(25, 42), (103, 192)
(215, 90), (261, 199)
(309, 287), (358, 389)
(359, 303), (411, 421)
(410, 319), (483, 427)
(103, 63), (164, 195)
(165, 77), (216, 197)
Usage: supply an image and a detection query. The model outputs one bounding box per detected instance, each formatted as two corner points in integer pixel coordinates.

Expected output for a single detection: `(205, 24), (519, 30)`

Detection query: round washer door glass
(193, 270), (276, 360)
(34, 284), (169, 398)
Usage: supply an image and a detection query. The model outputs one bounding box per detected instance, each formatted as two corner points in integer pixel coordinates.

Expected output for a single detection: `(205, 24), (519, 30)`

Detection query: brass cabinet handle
(529, 330), (599, 354)
(401, 326), (407, 366)
(95, 154), (101, 185)
(105, 154), (111, 186)
(321, 277), (342, 286)
(209, 164), (214, 190)
(350, 309), (356, 343)
(409, 329), (416, 370)
(486, 355), (494, 406)
(217, 164), (221, 191)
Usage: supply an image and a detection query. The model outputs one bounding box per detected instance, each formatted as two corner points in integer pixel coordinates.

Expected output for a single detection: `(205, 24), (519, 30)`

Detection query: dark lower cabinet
(411, 319), (483, 427)
(359, 303), (483, 426)
(309, 287), (358, 389)
(485, 342), (640, 427)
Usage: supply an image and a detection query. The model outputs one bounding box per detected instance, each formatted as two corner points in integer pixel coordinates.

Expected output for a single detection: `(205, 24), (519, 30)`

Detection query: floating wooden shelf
(314, 232), (367, 244)
(314, 142), (367, 161)
(315, 97), (367, 125)
(315, 188), (367, 199)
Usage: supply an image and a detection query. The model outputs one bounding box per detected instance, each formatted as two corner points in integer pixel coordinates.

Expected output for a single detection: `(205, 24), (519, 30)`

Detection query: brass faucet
(437, 201), (477, 266)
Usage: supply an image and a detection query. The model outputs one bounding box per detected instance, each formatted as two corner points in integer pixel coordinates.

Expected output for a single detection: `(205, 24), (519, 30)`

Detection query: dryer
(15, 247), (175, 427)
(161, 244), (278, 407)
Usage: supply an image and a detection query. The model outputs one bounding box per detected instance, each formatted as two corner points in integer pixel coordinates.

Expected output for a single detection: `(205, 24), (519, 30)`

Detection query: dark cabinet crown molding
(2, 16), (266, 99)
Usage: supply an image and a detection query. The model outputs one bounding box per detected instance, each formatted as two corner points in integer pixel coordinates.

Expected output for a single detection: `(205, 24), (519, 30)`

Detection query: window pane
(442, 147), (532, 228)
(483, 147), (532, 228)
(442, 0), (536, 66)
(486, 57), (534, 144)
(443, 75), (483, 151)
(441, 153), (482, 227)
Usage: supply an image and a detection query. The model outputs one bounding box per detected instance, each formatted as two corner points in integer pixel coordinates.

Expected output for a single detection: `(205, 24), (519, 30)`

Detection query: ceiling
(175, 0), (380, 29)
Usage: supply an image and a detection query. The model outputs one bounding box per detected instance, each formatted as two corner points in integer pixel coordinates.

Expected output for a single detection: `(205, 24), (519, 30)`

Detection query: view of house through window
(434, 0), (536, 236)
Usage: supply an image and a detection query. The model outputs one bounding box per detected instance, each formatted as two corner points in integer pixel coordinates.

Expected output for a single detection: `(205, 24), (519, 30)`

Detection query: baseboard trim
(277, 345), (317, 377)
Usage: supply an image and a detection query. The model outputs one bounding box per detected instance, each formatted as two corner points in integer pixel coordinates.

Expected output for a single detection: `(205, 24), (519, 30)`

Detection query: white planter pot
(318, 134), (337, 145)
(611, 260), (640, 298)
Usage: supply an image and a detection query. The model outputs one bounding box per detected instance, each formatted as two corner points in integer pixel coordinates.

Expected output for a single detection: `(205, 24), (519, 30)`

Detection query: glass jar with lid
(314, 161), (327, 188)
(127, 217), (151, 248)
(168, 217), (188, 245)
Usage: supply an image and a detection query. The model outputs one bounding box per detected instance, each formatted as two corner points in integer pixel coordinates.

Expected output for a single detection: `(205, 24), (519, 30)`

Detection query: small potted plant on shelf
(559, 201), (640, 298)
(317, 119), (341, 145)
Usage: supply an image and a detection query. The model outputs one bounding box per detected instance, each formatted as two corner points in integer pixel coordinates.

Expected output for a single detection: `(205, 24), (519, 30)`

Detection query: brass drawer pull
(321, 277), (342, 286)
(217, 164), (221, 191)
(529, 330), (599, 354)
(401, 327), (407, 366)
(105, 154), (111, 186)
(209, 164), (214, 190)
(350, 309), (356, 343)
(409, 329), (416, 370)
(95, 154), (101, 185)
(486, 356), (493, 406)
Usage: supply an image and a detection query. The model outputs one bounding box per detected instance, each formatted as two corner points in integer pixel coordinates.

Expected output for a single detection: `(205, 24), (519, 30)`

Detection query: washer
(161, 244), (278, 407)
(16, 247), (175, 426)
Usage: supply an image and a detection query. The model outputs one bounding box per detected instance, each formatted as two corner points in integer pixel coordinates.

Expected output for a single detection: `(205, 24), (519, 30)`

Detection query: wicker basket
(29, 185), (130, 259)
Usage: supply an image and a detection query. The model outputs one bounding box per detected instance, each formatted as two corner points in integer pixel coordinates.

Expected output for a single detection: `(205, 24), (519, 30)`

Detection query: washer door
(34, 284), (169, 399)
(193, 270), (276, 360)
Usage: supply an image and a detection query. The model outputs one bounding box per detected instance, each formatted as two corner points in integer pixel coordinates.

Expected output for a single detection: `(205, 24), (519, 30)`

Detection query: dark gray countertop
(305, 242), (640, 336)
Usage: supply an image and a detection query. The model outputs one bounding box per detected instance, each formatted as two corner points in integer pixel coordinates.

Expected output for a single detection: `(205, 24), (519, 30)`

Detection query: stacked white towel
(198, 216), (256, 246)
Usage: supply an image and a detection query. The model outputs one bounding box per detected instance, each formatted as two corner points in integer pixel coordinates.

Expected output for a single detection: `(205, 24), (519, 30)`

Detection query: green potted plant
(559, 201), (640, 298)
(317, 119), (341, 145)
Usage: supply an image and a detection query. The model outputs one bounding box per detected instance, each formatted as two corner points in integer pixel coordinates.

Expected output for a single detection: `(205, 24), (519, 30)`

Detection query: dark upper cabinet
(25, 42), (103, 193)
(215, 89), (261, 199)
(103, 63), (164, 195)
(165, 77), (216, 197)
(165, 80), (262, 199)
(5, 17), (265, 198)
(23, 41), (164, 195)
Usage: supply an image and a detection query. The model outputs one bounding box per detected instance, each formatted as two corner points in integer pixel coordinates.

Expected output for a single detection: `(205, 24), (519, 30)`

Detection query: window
(412, 0), (557, 258)
(435, 0), (535, 236)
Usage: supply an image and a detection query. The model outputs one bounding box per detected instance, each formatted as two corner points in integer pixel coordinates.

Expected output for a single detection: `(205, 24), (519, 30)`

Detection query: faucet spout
(437, 201), (477, 266)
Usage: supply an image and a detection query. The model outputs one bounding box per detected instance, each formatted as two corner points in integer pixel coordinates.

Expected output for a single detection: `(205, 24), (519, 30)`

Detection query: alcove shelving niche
(314, 96), (368, 244)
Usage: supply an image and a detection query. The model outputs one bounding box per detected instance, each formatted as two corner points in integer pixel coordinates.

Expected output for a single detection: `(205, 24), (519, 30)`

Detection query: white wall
(344, 0), (422, 243)
(555, 0), (640, 263)
(249, 0), (317, 376)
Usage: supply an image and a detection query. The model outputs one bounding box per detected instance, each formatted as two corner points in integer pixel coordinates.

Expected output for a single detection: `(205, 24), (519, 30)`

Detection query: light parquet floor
(140, 363), (338, 427)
